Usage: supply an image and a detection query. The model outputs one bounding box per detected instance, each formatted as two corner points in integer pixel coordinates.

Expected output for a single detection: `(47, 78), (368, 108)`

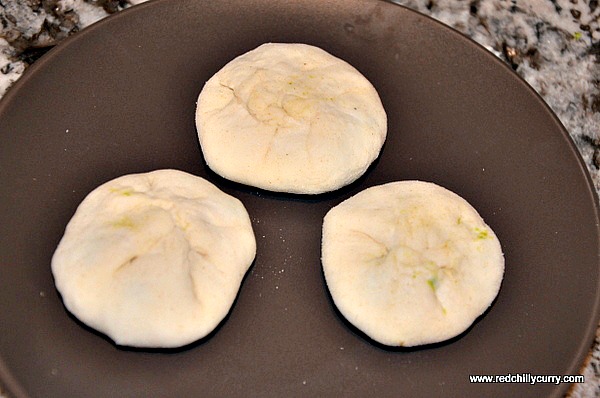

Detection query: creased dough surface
(322, 181), (504, 346)
(196, 43), (387, 194)
(51, 169), (256, 348)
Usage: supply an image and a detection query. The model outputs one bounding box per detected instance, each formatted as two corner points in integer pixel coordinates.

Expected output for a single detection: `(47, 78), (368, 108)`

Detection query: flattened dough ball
(321, 181), (504, 347)
(51, 169), (256, 348)
(195, 43), (387, 194)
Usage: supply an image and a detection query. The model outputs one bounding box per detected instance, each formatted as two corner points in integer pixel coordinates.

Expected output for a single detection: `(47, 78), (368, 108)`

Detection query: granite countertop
(0, 0), (598, 396)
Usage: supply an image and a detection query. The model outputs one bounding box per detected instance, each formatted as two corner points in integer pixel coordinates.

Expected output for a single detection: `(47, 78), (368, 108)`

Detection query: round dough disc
(51, 169), (256, 348)
(195, 43), (387, 194)
(321, 181), (504, 347)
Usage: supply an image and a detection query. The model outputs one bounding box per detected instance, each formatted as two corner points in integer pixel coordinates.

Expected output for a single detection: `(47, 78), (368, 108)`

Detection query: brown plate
(1, 0), (598, 397)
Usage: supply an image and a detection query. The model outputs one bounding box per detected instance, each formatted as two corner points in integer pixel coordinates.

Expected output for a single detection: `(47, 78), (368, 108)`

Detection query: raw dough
(321, 181), (504, 346)
(195, 43), (387, 194)
(51, 169), (256, 348)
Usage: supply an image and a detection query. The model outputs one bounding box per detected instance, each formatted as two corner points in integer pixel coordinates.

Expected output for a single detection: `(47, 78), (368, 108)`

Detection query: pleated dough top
(321, 181), (504, 346)
(196, 43), (387, 194)
(51, 170), (256, 348)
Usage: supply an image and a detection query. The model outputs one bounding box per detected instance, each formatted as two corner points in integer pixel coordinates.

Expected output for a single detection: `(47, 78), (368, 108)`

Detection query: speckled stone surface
(0, 0), (598, 397)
